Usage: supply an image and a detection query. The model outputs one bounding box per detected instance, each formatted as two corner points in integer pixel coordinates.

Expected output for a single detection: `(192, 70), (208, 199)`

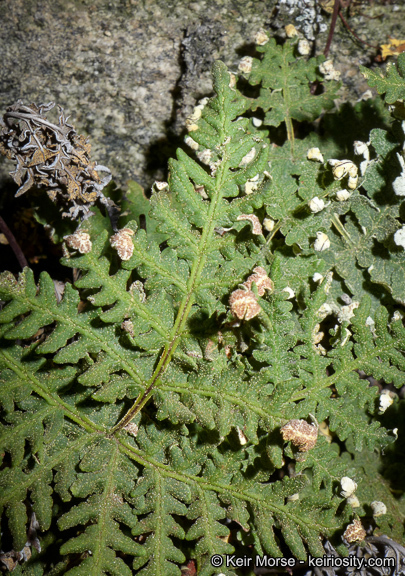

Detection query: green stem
(111, 144), (232, 434)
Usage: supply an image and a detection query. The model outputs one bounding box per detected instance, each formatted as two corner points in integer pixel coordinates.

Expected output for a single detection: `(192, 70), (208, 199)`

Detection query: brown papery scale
(110, 228), (135, 261)
(243, 266), (274, 296)
(64, 232), (92, 254)
(343, 519), (366, 543)
(229, 289), (261, 320)
(281, 419), (318, 452)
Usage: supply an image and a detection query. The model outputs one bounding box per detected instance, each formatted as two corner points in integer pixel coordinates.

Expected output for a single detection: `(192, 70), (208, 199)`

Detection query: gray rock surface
(0, 0), (404, 192)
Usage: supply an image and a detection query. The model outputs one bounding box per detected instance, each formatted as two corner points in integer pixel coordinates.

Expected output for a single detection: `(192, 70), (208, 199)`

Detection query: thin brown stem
(324, 0), (378, 57)
(323, 0), (342, 57)
(0, 214), (28, 269)
(338, 10), (379, 50)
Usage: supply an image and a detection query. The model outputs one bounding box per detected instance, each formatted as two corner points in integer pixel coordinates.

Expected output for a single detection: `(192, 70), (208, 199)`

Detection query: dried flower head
(0, 101), (112, 219)
(307, 147), (324, 162)
(238, 56), (253, 74)
(283, 287), (295, 299)
(298, 39), (310, 55)
(314, 232), (330, 252)
(110, 228), (135, 261)
(254, 30), (269, 46)
(197, 149), (212, 165)
(121, 319), (135, 337)
(152, 180), (169, 192)
(394, 225), (405, 248)
(371, 501), (387, 517)
(124, 422), (139, 437)
(343, 519), (366, 543)
(228, 73), (237, 88)
(353, 140), (370, 178)
(347, 495), (360, 508)
(236, 426), (248, 445)
(287, 493), (300, 502)
(329, 159), (358, 181)
(319, 59), (341, 81)
(379, 390), (394, 414)
(353, 141), (368, 156)
(285, 24), (298, 38)
(187, 106), (202, 124)
(229, 289), (261, 320)
(393, 153), (405, 196)
(64, 231), (92, 254)
(185, 136), (199, 151)
(336, 189), (351, 202)
(338, 301), (359, 323)
(308, 196), (325, 213)
(348, 175), (358, 189)
(393, 175), (405, 196)
(244, 266), (274, 296)
(239, 147), (256, 166)
(340, 477), (357, 498)
(263, 218), (275, 232)
(237, 214), (263, 235)
(281, 419), (318, 452)
(244, 174), (259, 195)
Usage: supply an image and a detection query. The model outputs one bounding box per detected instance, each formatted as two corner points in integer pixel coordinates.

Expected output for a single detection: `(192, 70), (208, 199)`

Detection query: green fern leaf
(360, 53), (405, 104)
(2, 35), (405, 574)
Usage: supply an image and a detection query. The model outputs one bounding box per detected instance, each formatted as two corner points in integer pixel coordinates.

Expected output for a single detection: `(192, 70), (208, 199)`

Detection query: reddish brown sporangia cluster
(0, 101), (112, 218)
(343, 519), (366, 543)
(281, 419), (318, 452)
(229, 289), (261, 320)
(236, 214), (263, 235)
(244, 266), (274, 296)
(110, 228), (135, 260)
(229, 266), (273, 321)
(64, 231), (92, 254)
(121, 319), (135, 337)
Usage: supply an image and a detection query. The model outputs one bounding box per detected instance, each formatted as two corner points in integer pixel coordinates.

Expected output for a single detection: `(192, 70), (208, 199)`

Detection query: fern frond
(245, 37), (339, 152)
(360, 53), (405, 104)
(2, 35), (405, 574)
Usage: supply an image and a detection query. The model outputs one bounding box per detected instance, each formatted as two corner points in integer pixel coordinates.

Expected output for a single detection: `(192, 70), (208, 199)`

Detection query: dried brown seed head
(239, 147), (256, 166)
(238, 56), (253, 74)
(110, 228), (134, 261)
(237, 214), (263, 235)
(153, 181), (169, 191)
(254, 30), (269, 46)
(285, 24), (298, 38)
(314, 232), (330, 252)
(281, 419), (318, 452)
(343, 519), (366, 543)
(307, 147), (324, 163)
(298, 39), (311, 55)
(121, 319), (135, 337)
(124, 422), (139, 437)
(64, 232), (92, 254)
(228, 72), (237, 88)
(229, 289), (261, 320)
(371, 501), (387, 517)
(244, 266), (274, 296)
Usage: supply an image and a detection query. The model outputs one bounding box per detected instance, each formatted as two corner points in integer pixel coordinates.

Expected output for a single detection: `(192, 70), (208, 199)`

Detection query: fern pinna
(1, 37), (405, 576)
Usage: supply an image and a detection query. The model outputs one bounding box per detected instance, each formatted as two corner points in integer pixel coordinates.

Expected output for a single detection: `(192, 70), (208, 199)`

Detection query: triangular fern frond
(245, 37), (339, 152)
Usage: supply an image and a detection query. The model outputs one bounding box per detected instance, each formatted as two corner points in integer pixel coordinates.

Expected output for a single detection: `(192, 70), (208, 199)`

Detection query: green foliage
(360, 53), (405, 105)
(248, 38), (339, 130)
(1, 34), (405, 575)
